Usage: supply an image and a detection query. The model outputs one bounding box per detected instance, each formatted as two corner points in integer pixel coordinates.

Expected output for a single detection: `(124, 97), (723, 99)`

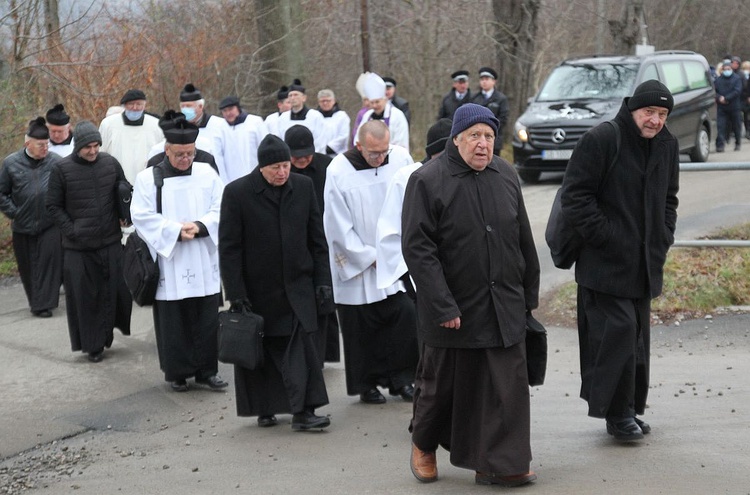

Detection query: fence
(673, 162), (750, 248)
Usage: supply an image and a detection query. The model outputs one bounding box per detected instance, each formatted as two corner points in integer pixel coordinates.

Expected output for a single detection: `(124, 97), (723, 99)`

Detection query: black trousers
(577, 286), (650, 419)
(717, 106), (743, 148)
(13, 227), (62, 312)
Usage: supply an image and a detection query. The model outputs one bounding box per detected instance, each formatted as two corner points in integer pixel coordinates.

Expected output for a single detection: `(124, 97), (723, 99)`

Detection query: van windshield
(537, 63), (639, 101)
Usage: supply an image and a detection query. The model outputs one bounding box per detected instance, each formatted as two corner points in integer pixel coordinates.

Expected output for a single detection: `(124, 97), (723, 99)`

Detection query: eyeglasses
(362, 147), (392, 161)
(171, 151), (196, 160)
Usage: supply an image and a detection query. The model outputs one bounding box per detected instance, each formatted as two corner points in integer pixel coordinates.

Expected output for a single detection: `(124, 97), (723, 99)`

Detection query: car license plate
(541, 149), (573, 160)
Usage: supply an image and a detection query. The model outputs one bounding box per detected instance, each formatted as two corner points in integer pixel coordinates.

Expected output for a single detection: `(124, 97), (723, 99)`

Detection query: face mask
(180, 107), (196, 121)
(124, 110), (143, 121)
(723, 69), (734, 77)
(743, 70), (750, 77)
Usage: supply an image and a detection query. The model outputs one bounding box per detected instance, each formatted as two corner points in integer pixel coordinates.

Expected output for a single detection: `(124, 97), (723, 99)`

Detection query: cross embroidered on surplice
(182, 269), (195, 284)
(334, 252), (348, 268)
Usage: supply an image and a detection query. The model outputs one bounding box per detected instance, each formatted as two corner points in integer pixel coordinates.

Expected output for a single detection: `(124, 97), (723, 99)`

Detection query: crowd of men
(713, 54), (750, 152)
(0, 66), (684, 487)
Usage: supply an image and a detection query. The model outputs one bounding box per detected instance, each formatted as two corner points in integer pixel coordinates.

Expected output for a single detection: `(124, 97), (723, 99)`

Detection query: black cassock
(152, 294), (220, 382)
(63, 242), (131, 353)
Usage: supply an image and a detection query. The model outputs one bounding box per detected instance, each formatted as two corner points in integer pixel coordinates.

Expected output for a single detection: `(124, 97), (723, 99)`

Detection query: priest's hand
(315, 285), (335, 314)
(440, 317), (461, 330)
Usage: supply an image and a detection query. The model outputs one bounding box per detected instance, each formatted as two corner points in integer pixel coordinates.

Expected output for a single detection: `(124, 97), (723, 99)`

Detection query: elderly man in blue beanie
(402, 103), (540, 487)
(560, 79), (679, 443)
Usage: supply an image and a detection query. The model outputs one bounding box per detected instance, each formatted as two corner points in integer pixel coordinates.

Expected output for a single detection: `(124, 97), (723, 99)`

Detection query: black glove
(229, 298), (252, 313)
(315, 286), (335, 315)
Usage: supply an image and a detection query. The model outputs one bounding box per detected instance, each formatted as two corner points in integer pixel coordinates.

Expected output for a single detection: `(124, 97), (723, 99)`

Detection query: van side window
(684, 61), (711, 90)
(641, 64), (659, 82)
(661, 61), (689, 95)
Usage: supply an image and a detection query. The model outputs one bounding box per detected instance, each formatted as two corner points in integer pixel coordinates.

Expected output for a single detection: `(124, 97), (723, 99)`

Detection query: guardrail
(673, 161), (749, 248)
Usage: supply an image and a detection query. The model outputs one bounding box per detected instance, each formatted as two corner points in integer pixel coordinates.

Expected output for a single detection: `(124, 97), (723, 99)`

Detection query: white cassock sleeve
(323, 168), (377, 283)
(375, 162), (422, 289)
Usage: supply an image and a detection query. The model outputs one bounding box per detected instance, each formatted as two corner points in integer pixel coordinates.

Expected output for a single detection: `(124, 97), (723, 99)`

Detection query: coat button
(486, 225), (492, 232)
(490, 281), (496, 287)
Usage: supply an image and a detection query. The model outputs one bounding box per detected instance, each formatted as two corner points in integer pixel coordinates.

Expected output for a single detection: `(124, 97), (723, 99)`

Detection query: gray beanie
(73, 120), (102, 154)
(450, 103), (499, 137)
(627, 80), (674, 114)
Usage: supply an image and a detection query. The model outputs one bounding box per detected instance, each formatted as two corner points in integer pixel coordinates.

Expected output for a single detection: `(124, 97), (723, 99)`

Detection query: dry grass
(539, 223), (750, 327)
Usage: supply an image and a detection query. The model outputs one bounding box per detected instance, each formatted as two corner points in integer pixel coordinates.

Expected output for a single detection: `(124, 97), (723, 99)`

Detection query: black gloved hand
(229, 298), (252, 313)
(315, 286), (335, 315)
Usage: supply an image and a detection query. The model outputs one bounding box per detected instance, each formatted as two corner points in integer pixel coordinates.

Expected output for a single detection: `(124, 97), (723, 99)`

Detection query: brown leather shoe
(475, 470), (537, 487)
(410, 443), (437, 482)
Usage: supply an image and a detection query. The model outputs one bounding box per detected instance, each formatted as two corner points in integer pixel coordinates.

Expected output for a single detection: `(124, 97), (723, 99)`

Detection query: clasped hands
(180, 222), (200, 241)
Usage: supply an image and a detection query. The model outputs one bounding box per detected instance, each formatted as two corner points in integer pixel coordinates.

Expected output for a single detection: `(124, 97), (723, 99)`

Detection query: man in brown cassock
(402, 103), (540, 487)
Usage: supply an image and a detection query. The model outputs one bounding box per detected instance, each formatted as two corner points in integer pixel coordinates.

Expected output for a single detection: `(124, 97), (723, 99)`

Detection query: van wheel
(518, 170), (541, 183)
(689, 125), (710, 162)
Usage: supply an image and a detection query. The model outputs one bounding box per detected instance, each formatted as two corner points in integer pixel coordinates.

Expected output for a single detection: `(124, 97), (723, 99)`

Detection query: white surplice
(130, 162), (224, 301)
(323, 145), (413, 305)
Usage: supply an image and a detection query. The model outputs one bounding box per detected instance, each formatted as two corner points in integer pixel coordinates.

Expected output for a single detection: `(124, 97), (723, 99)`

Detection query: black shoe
(735, 144), (742, 151)
(171, 379), (189, 392)
(291, 410), (330, 431)
(360, 388), (386, 404)
(716, 147), (724, 153)
(606, 417), (644, 442)
(87, 350), (103, 363)
(32, 309), (52, 318)
(634, 416), (651, 434)
(257, 415), (278, 427)
(196, 375), (228, 390)
(390, 384), (414, 402)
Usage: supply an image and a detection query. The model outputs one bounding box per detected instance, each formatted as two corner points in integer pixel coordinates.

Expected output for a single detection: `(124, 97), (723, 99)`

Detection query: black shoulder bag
(123, 166), (163, 306)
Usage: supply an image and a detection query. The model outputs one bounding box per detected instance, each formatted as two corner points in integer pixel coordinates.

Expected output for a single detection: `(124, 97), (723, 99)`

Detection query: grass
(0, 217), (16, 277)
(544, 223), (750, 325)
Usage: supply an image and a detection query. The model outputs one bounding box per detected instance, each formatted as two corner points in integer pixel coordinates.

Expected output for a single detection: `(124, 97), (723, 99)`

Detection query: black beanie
(627, 80), (674, 114)
(450, 103), (498, 137)
(180, 83), (203, 102)
(257, 134), (291, 168)
(73, 121), (102, 154)
(425, 118), (452, 158)
(27, 117), (49, 139)
(284, 125), (315, 157)
(46, 104), (70, 125)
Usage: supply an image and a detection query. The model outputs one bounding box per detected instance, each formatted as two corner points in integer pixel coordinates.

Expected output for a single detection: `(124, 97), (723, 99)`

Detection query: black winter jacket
(561, 101), (679, 299)
(0, 149), (61, 234)
(46, 152), (128, 250)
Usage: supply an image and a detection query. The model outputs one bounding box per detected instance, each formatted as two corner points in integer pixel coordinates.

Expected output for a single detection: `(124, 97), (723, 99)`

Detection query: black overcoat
(402, 140), (540, 349)
(219, 168), (331, 336)
(560, 101), (679, 299)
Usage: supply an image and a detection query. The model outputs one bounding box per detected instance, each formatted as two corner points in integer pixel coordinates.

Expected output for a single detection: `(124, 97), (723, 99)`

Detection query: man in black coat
(437, 70), (472, 120)
(471, 67), (509, 155)
(403, 104), (539, 487)
(284, 125), (340, 364)
(219, 134), (333, 431)
(46, 121), (133, 363)
(0, 117), (63, 317)
(384, 77), (411, 125)
(560, 80), (679, 442)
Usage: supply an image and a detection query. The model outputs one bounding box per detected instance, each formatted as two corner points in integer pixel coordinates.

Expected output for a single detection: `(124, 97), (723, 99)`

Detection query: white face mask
(743, 70), (750, 77)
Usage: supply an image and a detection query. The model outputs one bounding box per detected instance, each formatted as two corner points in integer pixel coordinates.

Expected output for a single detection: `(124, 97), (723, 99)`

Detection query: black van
(512, 50), (717, 183)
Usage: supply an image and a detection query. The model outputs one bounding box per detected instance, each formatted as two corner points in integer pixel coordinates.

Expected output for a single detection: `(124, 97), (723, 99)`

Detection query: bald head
(358, 119), (390, 144)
